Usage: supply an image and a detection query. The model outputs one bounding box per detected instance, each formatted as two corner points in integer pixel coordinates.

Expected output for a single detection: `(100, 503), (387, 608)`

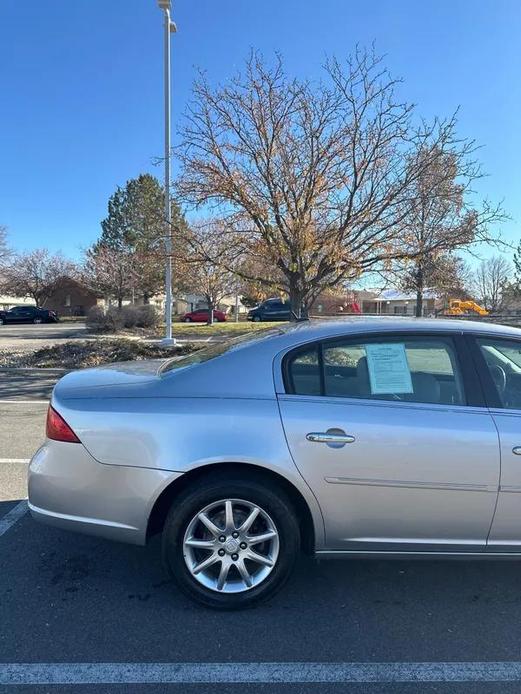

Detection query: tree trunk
(415, 265), (424, 318)
(117, 296), (123, 309)
(289, 282), (304, 321)
(415, 289), (423, 318)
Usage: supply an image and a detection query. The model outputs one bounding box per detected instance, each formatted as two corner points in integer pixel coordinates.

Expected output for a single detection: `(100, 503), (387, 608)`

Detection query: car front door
(20, 308), (37, 323)
(262, 301), (289, 320)
(277, 332), (500, 552)
(469, 334), (521, 550)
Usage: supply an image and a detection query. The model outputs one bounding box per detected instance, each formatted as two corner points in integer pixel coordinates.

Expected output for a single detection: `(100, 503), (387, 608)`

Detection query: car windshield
(483, 344), (521, 370)
(159, 326), (285, 374)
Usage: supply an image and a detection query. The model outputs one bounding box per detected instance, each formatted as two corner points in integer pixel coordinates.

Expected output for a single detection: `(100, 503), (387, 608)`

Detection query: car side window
(476, 337), (521, 410)
(286, 345), (321, 396)
(286, 336), (465, 406)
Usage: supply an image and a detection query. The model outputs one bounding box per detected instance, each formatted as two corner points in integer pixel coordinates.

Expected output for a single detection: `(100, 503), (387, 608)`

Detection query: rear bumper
(28, 441), (182, 545)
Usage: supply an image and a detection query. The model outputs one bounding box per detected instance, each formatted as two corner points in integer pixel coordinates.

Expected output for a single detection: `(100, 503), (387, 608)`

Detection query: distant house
(311, 288), (441, 316)
(168, 293), (248, 317)
(42, 277), (99, 317)
(361, 289), (439, 316)
(0, 294), (34, 311)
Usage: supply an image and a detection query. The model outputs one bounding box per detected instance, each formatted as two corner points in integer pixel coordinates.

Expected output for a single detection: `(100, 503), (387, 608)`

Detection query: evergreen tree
(99, 174), (189, 302)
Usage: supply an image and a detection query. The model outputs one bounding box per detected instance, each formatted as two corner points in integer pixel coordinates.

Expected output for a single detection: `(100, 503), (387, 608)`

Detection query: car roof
(278, 316), (521, 342)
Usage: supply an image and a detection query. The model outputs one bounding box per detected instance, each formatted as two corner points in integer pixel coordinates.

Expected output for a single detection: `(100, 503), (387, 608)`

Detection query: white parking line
(2, 661), (521, 685)
(0, 500), (28, 537)
(0, 459), (29, 464)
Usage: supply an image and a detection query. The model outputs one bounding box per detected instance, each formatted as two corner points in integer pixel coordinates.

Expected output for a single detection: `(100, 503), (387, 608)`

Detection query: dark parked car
(0, 306), (58, 325)
(180, 309), (227, 323)
(247, 298), (292, 322)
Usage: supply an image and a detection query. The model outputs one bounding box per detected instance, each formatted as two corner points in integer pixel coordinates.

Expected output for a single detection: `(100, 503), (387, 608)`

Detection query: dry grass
(154, 321), (286, 338)
(0, 338), (197, 369)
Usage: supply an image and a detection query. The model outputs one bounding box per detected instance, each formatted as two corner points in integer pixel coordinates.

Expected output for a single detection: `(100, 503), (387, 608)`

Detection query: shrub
(86, 304), (159, 332)
(86, 306), (112, 332)
(121, 305), (139, 328)
(135, 304), (158, 328)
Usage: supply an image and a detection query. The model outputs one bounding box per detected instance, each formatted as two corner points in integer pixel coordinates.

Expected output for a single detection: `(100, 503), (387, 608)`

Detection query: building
(165, 293), (249, 317)
(361, 289), (439, 316)
(0, 294), (35, 311)
(1, 278), (100, 316)
(42, 277), (99, 317)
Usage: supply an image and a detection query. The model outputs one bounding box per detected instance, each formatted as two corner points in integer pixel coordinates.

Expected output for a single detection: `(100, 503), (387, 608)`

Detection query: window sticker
(365, 343), (413, 395)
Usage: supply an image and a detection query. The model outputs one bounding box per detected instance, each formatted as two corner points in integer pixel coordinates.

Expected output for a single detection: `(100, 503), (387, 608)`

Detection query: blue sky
(1, 0), (520, 260)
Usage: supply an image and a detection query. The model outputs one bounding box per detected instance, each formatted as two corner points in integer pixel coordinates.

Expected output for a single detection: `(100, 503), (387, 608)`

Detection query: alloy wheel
(183, 498), (279, 593)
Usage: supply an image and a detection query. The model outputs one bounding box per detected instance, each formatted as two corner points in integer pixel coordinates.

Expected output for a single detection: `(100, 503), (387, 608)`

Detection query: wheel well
(146, 463), (316, 554)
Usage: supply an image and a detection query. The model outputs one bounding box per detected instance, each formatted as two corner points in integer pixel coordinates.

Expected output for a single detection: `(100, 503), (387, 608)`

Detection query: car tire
(162, 475), (300, 610)
(184, 317), (192, 323)
(33, 318), (42, 324)
(0, 318), (4, 325)
(253, 315), (262, 322)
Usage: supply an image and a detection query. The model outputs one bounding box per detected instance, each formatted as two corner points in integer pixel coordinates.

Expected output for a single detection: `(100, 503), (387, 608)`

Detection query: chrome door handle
(513, 447), (521, 456)
(306, 429), (355, 448)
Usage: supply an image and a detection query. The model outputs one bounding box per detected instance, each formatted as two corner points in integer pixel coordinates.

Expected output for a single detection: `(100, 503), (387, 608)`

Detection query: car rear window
(159, 327), (284, 375)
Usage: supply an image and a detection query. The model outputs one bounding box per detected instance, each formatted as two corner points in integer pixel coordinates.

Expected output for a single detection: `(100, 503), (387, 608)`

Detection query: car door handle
(513, 447), (521, 456)
(306, 430), (355, 448)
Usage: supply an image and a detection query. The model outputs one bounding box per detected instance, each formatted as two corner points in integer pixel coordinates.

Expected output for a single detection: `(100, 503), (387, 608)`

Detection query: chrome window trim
(274, 328), (485, 409)
(276, 391), (491, 417)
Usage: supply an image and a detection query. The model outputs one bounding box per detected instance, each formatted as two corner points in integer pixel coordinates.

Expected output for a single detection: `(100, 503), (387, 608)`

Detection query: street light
(158, 0), (177, 345)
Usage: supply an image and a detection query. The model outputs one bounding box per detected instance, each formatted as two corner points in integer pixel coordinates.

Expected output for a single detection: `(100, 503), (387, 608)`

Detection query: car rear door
(8, 307), (28, 323)
(468, 334), (521, 549)
(276, 331), (500, 552)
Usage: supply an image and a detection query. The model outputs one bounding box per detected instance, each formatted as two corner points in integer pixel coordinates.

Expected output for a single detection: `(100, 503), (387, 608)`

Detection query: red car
(180, 308), (227, 323)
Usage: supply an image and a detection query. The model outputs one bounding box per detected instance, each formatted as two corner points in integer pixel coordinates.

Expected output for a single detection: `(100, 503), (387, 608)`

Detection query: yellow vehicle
(444, 299), (489, 316)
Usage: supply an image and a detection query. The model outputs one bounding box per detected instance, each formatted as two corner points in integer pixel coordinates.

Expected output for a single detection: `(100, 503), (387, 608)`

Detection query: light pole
(158, 0), (177, 345)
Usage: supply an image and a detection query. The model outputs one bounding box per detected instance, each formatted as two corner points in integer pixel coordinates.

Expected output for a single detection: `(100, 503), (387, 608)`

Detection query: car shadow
(3, 514), (521, 664)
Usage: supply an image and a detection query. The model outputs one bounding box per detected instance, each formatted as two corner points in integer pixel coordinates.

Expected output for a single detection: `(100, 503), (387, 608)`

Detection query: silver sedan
(28, 319), (521, 608)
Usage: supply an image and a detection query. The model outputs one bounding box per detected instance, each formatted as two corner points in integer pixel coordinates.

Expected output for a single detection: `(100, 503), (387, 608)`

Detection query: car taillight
(46, 406), (81, 443)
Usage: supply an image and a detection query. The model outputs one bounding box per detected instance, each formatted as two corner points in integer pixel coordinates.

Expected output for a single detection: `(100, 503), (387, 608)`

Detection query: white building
(361, 289), (439, 316)
(0, 294), (34, 311)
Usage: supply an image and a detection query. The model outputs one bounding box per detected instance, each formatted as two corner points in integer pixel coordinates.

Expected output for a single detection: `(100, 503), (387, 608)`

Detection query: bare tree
(0, 249), (77, 306)
(473, 256), (512, 313)
(0, 226), (11, 267)
(177, 49), (504, 318)
(182, 222), (241, 324)
(389, 253), (474, 315)
(82, 244), (140, 308)
(392, 147), (505, 316)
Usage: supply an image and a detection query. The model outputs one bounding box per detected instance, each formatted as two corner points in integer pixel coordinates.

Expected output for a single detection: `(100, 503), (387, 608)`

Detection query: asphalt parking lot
(0, 322), (87, 353)
(3, 351), (521, 691)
